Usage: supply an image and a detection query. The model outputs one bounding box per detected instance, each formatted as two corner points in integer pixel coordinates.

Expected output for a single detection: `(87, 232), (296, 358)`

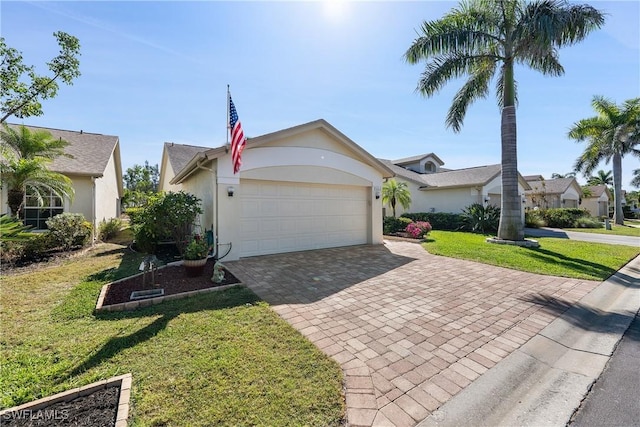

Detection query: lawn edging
(0, 373), (132, 427)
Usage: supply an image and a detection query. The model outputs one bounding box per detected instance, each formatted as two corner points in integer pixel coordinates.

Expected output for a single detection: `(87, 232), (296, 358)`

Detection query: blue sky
(2, 1), (639, 188)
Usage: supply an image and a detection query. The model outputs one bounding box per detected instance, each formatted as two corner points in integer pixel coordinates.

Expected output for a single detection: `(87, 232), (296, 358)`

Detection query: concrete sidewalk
(417, 254), (640, 427)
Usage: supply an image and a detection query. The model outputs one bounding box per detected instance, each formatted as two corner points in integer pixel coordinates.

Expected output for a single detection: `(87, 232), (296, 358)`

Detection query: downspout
(91, 176), (96, 243)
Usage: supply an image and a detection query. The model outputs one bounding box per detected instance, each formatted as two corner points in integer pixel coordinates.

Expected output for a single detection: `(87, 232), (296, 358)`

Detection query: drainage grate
(130, 289), (165, 300)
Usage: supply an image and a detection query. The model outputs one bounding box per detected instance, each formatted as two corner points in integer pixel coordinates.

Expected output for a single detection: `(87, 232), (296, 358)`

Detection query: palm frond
(447, 59), (495, 132)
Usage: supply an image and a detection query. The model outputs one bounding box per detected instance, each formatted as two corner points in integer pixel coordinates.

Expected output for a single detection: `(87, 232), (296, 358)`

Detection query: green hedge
(538, 208), (590, 228)
(401, 212), (464, 231)
(383, 216), (413, 234)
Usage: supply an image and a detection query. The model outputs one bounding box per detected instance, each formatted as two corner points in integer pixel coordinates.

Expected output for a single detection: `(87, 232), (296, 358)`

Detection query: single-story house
(524, 177), (582, 209)
(160, 119), (394, 261)
(159, 142), (209, 192)
(379, 156), (530, 217)
(581, 185), (611, 217)
(1, 124), (123, 233)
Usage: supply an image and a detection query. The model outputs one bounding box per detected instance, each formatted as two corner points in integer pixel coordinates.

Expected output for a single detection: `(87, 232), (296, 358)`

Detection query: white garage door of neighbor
(239, 180), (369, 257)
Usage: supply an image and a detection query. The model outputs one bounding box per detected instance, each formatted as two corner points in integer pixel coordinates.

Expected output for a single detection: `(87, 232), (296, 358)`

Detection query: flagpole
(226, 84), (230, 146)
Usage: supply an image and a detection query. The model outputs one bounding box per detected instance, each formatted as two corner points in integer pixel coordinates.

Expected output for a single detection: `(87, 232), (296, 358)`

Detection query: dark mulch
(2, 386), (118, 427)
(101, 259), (241, 306)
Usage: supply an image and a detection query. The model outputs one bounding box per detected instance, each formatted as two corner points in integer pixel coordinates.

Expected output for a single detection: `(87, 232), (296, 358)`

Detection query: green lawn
(423, 231), (639, 281)
(0, 244), (344, 426)
(565, 224), (640, 237)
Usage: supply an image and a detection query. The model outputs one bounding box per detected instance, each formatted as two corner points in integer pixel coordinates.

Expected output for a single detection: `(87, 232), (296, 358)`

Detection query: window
(23, 190), (64, 229)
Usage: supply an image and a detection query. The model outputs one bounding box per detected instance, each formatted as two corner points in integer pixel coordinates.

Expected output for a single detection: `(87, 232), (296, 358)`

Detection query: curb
(417, 255), (640, 427)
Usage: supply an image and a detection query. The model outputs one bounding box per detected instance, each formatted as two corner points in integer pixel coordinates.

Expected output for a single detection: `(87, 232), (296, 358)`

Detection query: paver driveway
(226, 240), (601, 427)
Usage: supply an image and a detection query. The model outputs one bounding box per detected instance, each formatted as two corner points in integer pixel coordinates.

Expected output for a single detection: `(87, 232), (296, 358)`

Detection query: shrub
(133, 191), (203, 255)
(401, 212), (464, 231)
(539, 208), (590, 228)
(98, 218), (124, 241)
(525, 210), (546, 228)
(574, 217), (604, 228)
(405, 221), (432, 239)
(460, 203), (500, 234)
(46, 213), (92, 251)
(124, 207), (145, 225)
(383, 216), (413, 234)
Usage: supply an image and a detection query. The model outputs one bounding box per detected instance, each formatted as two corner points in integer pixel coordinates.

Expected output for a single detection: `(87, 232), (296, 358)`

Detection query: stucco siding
(259, 128), (358, 160)
(94, 152), (121, 225)
(67, 176), (94, 221)
(181, 164), (216, 235)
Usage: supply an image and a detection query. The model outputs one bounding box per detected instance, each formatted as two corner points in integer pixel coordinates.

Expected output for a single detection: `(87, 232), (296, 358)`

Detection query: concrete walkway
(227, 240), (609, 427)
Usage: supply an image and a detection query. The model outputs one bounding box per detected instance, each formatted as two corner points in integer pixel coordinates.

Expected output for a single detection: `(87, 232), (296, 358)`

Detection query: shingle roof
(421, 164), (502, 188)
(392, 153), (444, 166)
(583, 185), (610, 199)
(523, 174), (544, 181)
(6, 124), (119, 176)
(378, 159), (426, 184)
(164, 142), (210, 175)
(525, 177), (576, 194)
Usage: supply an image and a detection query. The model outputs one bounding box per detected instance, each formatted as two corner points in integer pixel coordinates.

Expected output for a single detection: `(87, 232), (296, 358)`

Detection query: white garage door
(239, 180), (369, 257)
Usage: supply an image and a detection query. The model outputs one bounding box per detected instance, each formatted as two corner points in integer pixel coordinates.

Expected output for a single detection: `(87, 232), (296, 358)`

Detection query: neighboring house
(161, 119), (394, 261)
(379, 159), (530, 217)
(1, 124), (124, 233)
(524, 177), (582, 209)
(159, 142), (209, 192)
(581, 185), (611, 217)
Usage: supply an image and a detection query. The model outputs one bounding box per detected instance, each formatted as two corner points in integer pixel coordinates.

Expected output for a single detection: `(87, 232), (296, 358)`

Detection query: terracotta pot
(183, 258), (207, 277)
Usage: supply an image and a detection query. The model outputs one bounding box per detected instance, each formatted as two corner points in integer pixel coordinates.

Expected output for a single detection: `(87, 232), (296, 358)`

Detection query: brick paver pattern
(226, 240), (600, 427)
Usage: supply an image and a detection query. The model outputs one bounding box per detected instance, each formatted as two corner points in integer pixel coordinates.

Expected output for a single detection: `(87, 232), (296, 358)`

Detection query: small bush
(574, 217), (604, 228)
(540, 208), (590, 228)
(401, 212), (464, 231)
(525, 210), (546, 228)
(46, 213), (92, 251)
(124, 207), (145, 225)
(98, 218), (124, 241)
(383, 216), (413, 234)
(460, 203), (500, 234)
(405, 221), (432, 239)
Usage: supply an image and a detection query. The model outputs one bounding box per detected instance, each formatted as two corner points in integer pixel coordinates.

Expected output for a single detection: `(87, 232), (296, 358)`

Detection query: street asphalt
(525, 227), (639, 247)
(570, 310), (640, 427)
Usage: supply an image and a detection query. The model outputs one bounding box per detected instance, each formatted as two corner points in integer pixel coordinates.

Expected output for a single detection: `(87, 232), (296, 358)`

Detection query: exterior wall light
(227, 186), (235, 197)
(374, 187), (381, 200)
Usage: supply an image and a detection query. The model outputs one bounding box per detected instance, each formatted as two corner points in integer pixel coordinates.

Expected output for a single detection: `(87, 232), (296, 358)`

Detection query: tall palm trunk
(612, 153), (624, 225)
(7, 189), (24, 219)
(498, 105), (523, 240)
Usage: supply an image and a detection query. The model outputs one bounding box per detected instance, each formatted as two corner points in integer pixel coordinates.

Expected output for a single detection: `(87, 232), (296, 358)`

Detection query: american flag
(229, 94), (246, 174)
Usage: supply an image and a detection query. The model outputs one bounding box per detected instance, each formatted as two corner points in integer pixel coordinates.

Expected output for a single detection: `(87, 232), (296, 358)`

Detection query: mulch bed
(2, 386), (118, 427)
(101, 259), (241, 306)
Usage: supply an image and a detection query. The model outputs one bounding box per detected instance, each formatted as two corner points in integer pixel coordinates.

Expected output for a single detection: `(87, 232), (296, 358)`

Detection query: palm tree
(632, 169), (640, 188)
(551, 171), (576, 179)
(0, 124), (74, 219)
(587, 169), (613, 186)
(569, 96), (640, 224)
(382, 179), (411, 217)
(404, 0), (604, 241)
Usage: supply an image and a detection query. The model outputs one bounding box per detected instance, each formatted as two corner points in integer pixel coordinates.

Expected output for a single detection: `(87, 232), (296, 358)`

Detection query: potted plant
(182, 235), (209, 277)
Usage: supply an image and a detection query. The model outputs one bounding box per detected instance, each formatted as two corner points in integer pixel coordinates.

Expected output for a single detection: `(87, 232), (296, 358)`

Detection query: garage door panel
(239, 180), (368, 257)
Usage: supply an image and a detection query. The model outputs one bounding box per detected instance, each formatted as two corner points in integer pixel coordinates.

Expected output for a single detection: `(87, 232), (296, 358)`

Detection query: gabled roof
(378, 159), (427, 185)
(172, 119), (395, 184)
(583, 185), (611, 199)
(163, 142), (210, 176)
(418, 164), (503, 189)
(525, 177), (579, 195)
(523, 174), (544, 181)
(6, 124), (119, 177)
(392, 153), (444, 166)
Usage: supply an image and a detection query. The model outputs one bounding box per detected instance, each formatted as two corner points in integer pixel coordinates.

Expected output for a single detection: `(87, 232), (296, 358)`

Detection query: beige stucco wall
(581, 193), (609, 217)
(66, 176), (94, 222)
(180, 162), (216, 237)
(94, 152), (121, 226)
(159, 152), (183, 192)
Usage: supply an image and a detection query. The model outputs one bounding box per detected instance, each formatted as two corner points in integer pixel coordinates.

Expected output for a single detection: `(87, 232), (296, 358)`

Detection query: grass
(423, 231), (640, 281)
(0, 244), (344, 426)
(565, 224), (640, 237)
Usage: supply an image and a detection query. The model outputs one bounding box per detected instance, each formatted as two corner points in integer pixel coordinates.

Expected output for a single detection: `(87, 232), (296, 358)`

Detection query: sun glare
(323, 0), (348, 22)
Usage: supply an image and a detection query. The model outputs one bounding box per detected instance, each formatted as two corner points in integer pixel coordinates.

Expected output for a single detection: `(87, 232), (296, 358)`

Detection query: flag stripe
(229, 94), (245, 174)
